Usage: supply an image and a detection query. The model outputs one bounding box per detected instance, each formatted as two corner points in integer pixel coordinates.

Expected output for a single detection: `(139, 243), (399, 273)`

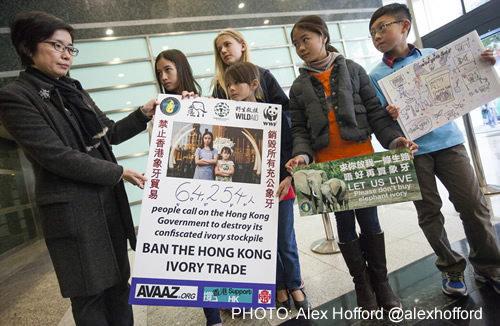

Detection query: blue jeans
(334, 206), (381, 243)
(276, 198), (302, 290)
(203, 308), (221, 326)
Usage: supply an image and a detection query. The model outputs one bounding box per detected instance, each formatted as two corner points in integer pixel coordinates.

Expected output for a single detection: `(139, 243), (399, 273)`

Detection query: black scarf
(26, 67), (108, 153)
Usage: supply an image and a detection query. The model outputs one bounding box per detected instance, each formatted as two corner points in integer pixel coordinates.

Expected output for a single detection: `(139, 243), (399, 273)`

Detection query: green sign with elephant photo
(292, 148), (422, 216)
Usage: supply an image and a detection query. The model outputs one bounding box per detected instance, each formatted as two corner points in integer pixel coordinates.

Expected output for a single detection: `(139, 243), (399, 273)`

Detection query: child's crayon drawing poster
(378, 30), (500, 140)
(130, 95), (282, 309)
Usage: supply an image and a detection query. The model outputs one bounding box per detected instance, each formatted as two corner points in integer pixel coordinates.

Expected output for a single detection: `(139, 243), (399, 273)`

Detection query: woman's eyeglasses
(43, 41), (79, 56)
(369, 20), (403, 38)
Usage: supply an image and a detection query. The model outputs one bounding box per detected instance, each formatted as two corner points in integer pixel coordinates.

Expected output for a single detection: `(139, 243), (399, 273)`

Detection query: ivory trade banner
(129, 94), (282, 309)
(292, 148), (421, 217)
(378, 30), (500, 141)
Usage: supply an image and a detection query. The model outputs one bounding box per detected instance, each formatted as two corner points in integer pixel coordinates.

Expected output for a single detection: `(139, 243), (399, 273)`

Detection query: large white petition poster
(129, 95), (281, 309)
(378, 30), (500, 140)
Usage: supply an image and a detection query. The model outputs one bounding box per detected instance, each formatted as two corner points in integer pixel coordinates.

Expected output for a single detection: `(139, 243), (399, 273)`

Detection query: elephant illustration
(294, 169), (327, 213)
(321, 178), (348, 211)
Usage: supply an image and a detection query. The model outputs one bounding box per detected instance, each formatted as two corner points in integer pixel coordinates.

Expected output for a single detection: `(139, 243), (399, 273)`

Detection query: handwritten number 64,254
(175, 182), (253, 205)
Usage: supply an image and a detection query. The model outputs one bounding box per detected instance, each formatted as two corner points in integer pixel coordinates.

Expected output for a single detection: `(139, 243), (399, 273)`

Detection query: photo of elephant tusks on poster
(292, 148), (422, 216)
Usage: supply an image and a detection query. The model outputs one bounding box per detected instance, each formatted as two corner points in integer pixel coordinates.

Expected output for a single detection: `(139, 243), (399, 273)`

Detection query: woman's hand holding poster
(129, 95), (282, 309)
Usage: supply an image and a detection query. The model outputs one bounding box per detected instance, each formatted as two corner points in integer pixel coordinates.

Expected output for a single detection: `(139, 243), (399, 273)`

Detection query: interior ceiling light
(238, 3), (245, 9)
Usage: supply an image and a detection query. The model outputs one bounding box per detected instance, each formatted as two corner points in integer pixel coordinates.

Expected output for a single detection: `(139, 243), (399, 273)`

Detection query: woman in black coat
(0, 11), (158, 325)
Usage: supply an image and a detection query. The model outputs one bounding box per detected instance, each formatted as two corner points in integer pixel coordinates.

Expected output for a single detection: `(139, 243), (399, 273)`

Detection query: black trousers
(70, 188), (133, 326)
(70, 281), (133, 326)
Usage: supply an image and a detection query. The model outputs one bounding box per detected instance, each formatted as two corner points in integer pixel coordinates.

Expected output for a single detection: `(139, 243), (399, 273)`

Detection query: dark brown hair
(200, 131), (214, 150)
(291, 15), (339, 53)
(220, 146), (232, 155)
(224, 62), (263, 99)
(155, 49), (202, 95)
(10, 11), (74, 67)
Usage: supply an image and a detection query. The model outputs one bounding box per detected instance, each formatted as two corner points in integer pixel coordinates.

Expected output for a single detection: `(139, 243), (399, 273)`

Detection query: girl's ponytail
(326, 43), (339, 53)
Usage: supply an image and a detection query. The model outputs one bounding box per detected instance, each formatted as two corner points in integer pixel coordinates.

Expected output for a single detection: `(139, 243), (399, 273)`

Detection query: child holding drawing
(155, 49), (222, 326)
(215, 146), (235, 182)
(368, 3), (500, 297)
(285, 15), (418, 313)
(225, 62), (310, 312)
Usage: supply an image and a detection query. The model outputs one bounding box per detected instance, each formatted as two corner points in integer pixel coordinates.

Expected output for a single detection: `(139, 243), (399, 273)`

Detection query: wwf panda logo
(263, 106), (278, 121)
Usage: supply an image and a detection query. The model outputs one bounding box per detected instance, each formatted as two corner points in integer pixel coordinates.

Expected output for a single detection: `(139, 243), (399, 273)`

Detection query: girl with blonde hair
(211, 29), (289, 113)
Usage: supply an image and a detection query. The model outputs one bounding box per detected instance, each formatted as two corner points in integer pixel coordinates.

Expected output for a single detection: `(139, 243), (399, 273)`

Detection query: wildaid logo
(235, 105), (259, 121)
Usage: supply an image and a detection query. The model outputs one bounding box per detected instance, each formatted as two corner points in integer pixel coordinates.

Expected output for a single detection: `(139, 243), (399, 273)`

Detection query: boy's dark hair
(291, 15), (339, 53)
(369, 3), (412, 35)
(10, 11), (74, 67)
(155, 49), (202, 95)
(220, 146), (232, 155)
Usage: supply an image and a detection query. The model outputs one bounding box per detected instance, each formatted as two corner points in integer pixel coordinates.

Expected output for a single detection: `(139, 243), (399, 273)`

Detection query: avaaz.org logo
(135, 284), (198, 300)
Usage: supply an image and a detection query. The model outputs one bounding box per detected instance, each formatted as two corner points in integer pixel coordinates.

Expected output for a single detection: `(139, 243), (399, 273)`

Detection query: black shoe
(290, 289), (311, 311)
(276, 299), (291, 313)
(276, 292), (291, 313)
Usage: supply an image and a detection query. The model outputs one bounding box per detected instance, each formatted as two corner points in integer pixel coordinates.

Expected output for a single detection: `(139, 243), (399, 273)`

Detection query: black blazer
(0, 71), (150, 297)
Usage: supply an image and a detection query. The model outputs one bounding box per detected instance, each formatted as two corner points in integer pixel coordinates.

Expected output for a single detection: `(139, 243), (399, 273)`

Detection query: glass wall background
(0, 138), (38, 255)
(70, 19), (380, 225)
(383, 0), (490, 40)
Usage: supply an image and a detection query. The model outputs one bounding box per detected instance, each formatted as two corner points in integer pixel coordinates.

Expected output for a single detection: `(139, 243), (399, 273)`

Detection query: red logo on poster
(258, 290), (271, 304)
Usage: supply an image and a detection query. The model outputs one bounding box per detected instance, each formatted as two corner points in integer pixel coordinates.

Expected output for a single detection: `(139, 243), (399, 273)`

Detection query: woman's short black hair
(10, 11), (74, 67)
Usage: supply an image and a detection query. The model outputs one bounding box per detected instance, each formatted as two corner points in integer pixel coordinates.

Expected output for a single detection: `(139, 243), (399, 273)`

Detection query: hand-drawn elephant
(294, 169), (328, 213)
(320, 178), (348, 211)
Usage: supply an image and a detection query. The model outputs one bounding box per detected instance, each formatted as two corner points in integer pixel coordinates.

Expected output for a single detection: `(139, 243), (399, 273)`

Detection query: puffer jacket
(289, 53), (402, 161)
